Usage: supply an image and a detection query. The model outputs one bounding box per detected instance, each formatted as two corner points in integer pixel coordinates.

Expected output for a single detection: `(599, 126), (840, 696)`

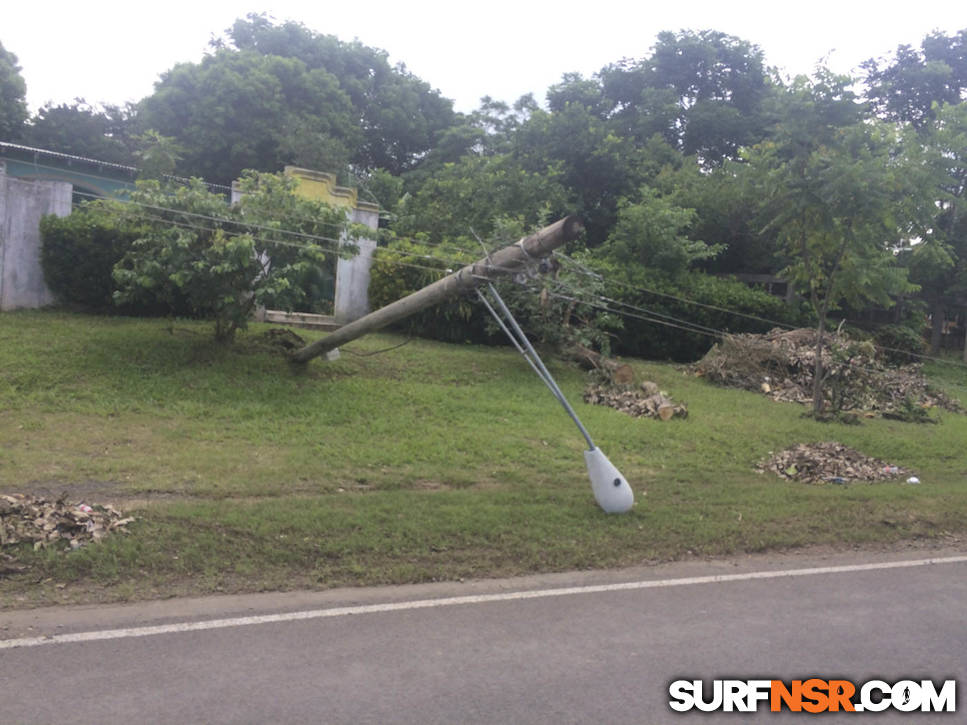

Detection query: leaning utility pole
(290, 216), (584, 364)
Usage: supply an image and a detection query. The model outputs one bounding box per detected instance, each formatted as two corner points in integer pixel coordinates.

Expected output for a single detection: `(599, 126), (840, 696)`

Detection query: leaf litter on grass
(0, 493), (135, 557)
(692, 328), (962, 415)
(757, 442), (912, 485)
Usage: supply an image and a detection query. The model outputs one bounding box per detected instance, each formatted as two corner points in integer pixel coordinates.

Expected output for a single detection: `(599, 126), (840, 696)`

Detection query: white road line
(3, 555), (966, 650)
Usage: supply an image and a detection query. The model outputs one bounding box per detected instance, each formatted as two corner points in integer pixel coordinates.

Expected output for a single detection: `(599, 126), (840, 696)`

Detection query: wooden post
(290, 216), (584, 364)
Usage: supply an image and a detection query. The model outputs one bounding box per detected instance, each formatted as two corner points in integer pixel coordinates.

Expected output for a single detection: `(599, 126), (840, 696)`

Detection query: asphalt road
(2, 547), (964, 724)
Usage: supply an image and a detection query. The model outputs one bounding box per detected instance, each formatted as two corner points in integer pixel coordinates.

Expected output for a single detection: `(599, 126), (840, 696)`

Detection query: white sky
(5, 1), (967, 116)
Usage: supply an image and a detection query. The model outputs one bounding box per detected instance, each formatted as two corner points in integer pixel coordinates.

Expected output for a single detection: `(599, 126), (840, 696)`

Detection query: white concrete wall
(334, 205), (379, 324)
(0, 166), (72, 311)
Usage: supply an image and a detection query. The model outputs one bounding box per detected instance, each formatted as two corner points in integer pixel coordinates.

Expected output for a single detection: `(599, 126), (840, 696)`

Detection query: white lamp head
(584, 447), (635, 513)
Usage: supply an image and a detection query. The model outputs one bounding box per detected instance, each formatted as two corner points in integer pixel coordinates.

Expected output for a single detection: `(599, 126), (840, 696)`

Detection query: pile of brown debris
(692, 328), (961, 415)
(584, 381), (688, 420)
(0, 494), (134, 552)
(757, 442), (911, 484)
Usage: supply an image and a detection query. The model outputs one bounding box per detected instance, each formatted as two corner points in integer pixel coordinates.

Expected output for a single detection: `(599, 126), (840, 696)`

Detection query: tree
(223, 14), (457, 175)
(112, 172), (358, 342)
(133, 130), (184, 180)
(749, 71), (920, 415)
(24, 100), (135, 164)
(388, 153), (569, 285)
(863, 29), (967, 129)
(600, 30), (774, 165)
(136, 49), (361, 185)
(515, 94), (645, 245)
(907, 102), (967, 356)
(0, 40), (28, 140)
(601, 188), (723, 277)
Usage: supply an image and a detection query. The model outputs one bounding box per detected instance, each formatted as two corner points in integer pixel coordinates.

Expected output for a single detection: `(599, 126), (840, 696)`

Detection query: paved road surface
(2, 547), (964, 723)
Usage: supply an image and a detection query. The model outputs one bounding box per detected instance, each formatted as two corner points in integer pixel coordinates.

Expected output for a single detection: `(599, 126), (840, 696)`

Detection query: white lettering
(668, 680), (696, 712)
(860, 680), (892, 712)
(921, 680), (957, 712)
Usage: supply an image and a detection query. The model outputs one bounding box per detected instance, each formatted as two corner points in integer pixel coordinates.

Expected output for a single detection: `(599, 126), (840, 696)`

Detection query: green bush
(40, 202), (141, 310)
(368, 236), (489, 343)
(112, 173), (354, 342)
(605, 269), (812, 361)
(872, 323), (927, 364)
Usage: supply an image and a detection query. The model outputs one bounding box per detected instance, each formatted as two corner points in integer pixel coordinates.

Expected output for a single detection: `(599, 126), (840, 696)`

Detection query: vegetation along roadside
(1, 311), (965, 608)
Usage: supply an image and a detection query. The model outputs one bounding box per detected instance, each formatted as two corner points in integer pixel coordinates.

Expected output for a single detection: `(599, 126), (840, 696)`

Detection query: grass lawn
(1, 309), (966, 607)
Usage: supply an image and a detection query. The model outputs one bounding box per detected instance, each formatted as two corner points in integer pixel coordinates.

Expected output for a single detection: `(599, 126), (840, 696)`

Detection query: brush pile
(692, 328), (961, 415)
(584, 380), (688, 420)
(0, 493), (134, 552)
(757, 442), (910, 484)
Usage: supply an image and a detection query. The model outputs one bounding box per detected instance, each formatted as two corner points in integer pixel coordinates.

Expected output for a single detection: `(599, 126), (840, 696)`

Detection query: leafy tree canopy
(863, 29), (967, 129)
(0, 40), (28, 141)
(24, 100), (135, 165)
(137, 48), (361, 185)
(222, 14), (457, 174)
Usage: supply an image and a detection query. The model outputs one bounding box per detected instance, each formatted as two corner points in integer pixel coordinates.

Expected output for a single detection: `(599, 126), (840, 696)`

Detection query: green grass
(1, 310), (966, 607)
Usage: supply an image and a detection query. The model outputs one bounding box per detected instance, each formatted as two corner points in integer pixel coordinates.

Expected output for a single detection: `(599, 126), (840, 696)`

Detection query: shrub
(873, 323), (927, 365)
(112, 172), (357, 342)
(40, 202), (141, 310)
(368, 235), (488, 343)
(605, 268), (813, 361)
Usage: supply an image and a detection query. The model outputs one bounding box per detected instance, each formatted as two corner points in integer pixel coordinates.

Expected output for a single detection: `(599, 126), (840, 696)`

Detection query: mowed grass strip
(1, 310), (965, 607)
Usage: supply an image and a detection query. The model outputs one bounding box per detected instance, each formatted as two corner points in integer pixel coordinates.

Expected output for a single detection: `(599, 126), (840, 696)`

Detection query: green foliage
(606, 265), (809, 361)
(226, 14), (456, 175)
(746, 70), (924, 412)
(40, 202), (144, 310)
(751, 72), (920, 313)
(863, 29), (967, 129)
(133, 130), (184, 180)
(112, 172), (354, 341)
(600, 30), (774, 164)
(136, 49), (361, 185)
(515, 101), (645, 245)
(601, 188), (724, 277)
(23, 101), (134, 164)
(368, 235), (484, 343)
(392, 154), (568, 245)
(873, 323), (928, 365)
(0, 40), (27, 141)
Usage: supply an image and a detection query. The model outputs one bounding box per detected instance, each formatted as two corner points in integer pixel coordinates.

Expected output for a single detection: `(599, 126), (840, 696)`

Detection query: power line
(60, 185), (967, 373)
(553, 252), (967, 371)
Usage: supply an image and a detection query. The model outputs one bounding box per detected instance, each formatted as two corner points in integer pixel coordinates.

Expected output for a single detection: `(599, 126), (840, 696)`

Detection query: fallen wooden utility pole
(290, 216), (584, 364)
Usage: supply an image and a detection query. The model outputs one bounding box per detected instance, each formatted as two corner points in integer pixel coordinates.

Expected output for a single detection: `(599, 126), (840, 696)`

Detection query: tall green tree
(600, 30), (775, 165)
(24, 101), (135, 163)
(137, 49), (362, 185)
(0, 40), (28, 141)
(515, 82), (645, 245)
(863, 29), (967, 129)
(906, 102), (967, 356)
(749, 71), (920, 415)
(223, 14), (457, 175)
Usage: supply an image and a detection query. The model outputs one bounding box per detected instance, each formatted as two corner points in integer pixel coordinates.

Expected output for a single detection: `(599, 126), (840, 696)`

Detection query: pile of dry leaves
(692, 328), (961, 415)
(757, 442), (911, 484)
(584, 381), (688, 420)
(0, 494), (134, 552)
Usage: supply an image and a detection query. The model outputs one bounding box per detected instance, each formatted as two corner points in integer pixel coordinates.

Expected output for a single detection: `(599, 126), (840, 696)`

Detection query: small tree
(749, 71), (920, 416)
(112, 171), (358, 342)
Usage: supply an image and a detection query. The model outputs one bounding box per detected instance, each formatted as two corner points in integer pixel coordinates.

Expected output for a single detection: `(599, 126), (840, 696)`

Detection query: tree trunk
(963, 309), (967, 363)
(812, 315), (826, 416)
(929, 299), (945, 355)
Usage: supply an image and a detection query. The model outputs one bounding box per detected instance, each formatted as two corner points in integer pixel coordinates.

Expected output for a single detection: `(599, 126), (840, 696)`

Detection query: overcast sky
(6, 0), (967, 116)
